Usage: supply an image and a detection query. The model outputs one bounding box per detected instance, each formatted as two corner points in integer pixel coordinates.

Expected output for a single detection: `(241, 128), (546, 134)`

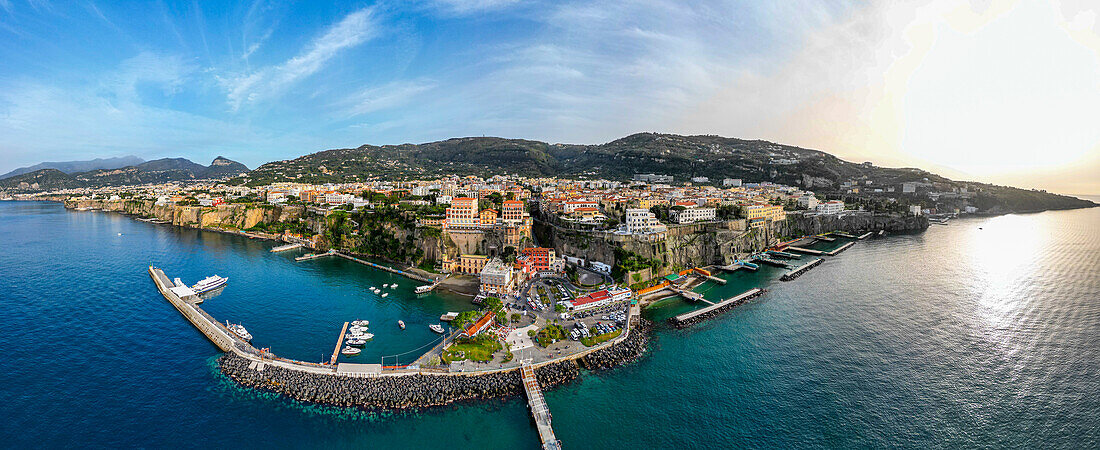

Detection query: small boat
(381, 292), (389, 298)
(398, 320), (405, 330)
(226, 322), (252, 341)
(117, 233), (123, 236)
(382, 284), (389, 288)
(192, 275), (229, 294)
(352, 320), (369, 327)
(429, 324), (444, 334)
(345, 338), (367, 346)
(341, 346), (361, 356)
(391, 284), (398, 289)
(348, 332), (374, 340)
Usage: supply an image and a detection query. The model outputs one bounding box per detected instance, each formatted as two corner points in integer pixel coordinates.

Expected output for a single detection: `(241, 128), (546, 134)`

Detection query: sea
(1, 200), (1098, 448)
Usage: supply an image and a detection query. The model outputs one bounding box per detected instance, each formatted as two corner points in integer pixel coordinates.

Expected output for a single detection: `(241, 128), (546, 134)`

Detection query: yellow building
(744, 204), (786, 228)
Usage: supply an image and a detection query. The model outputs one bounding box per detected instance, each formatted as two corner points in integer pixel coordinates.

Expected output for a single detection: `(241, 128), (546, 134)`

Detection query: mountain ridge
(0, 157), (249, 190)
(0, 156), (145, 180)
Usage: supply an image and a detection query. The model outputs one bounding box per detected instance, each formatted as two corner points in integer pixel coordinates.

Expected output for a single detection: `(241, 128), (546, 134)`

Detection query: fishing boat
(345, 338), (367, 346)
(192, 275), (229, 294)
(397, 320), (405, 330)
(429, 324), (445, 334)
(226, 322), (252, 341)
(341, 346), (361, 356)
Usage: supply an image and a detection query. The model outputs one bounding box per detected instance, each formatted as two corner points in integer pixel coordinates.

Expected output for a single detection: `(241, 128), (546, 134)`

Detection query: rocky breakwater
(579, 318), (653, 370)
(218, 353), (580, 409)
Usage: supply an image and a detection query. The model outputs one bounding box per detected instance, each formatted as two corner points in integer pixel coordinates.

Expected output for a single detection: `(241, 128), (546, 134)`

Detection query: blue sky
(2, 1), (1099, 194)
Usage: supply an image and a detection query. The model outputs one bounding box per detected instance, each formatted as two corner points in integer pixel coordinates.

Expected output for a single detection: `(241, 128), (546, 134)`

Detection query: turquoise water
(2, 200), (1099, 447)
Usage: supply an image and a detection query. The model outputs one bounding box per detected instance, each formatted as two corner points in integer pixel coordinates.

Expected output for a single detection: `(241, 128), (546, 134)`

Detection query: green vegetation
(441, 335), (502, 364)
(581, 329), (622, 347)
(535, 323), (567, 347)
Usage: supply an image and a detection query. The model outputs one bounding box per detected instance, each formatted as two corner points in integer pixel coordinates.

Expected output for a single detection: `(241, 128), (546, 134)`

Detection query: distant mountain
(237, 133), (1095, 213)
(0, 157), (249, 190)
(0, 156), (144, 180)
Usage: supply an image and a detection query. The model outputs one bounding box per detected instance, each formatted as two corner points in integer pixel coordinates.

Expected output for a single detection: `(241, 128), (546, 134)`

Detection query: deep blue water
(1, 200), (1098, 448)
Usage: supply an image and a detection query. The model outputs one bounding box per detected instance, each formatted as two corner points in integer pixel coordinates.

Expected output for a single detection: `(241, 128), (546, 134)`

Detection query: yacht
(192, 275), (229, 294)
(397, 320), (406, 330)
(429, 324), (445, 334)
(345, 338), (367, 346)
(341, 346), (361, 356)
(415, 284), (433, 294)
(351, 320), (369, 327)
(348, 332), (374, 340)
(226, 322), (252, 341)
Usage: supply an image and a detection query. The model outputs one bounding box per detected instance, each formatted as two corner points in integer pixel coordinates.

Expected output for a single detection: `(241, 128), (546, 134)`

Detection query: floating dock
(830, 232), (857, 239)
(670, 288), (764, 328)
(331, 322), (349, 365)
(780, 259), (823, 281)
(825, 242), (856, 256)
(786, 246), (824, 256)
(670, 287), (713, 305)
(521, 364), (561, 450)
(271, 243), (303, 253)
(857, 231), (873, 240)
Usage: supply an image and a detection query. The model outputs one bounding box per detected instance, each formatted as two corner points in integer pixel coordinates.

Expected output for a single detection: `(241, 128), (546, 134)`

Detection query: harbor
(669, 288), (765, 328)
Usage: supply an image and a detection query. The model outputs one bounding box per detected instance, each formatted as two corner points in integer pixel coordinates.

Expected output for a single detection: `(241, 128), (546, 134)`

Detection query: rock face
(782, 212), (927, 236)
(64, 198), (303, 230)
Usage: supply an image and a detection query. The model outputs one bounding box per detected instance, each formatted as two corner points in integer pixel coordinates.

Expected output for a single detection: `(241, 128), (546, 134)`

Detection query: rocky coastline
(218, 318), (654, 410)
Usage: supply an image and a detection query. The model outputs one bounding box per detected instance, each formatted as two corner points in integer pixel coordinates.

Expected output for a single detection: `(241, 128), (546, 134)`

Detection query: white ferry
(192, 275), (229, 294)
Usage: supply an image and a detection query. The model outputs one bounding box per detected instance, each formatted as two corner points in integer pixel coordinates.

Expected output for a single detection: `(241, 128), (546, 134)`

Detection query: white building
(816, 200), (845, 215)
(479, 258), (514, 295)
(690, 176), (710, 183)
(625, 208), (666, 234)
(723, 178), (742, 187)
(671, 206), (716, 224)
(591, 261), (612, 274)
(797, 194), (820, 210)
(910, 205), (923, 215)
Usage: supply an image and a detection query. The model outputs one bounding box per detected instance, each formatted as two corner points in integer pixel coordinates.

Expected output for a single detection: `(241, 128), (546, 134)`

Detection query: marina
(670, 288), (765, 328)
(780, 259), (824, 281)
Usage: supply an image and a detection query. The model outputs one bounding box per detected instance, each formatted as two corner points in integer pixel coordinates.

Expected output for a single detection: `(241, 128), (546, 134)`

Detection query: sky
(1, 0), (1098, 194)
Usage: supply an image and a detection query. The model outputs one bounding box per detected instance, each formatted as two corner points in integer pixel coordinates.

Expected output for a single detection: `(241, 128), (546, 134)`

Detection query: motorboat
(192, 275), (229, 294)
(345, 338), (367, 346)
(351, 320), (369, 327)
(429, 324), (445, 334)
(226, 322), (252, 341)
(382, 284), (389, 288)
(391, 284), (398, 289)
(415, 284), (433, 294)
(397, 320), (405, 330)
(348, 332), (374, 340)
(341, 346), (361, 356)
(381, 292), (389, 298)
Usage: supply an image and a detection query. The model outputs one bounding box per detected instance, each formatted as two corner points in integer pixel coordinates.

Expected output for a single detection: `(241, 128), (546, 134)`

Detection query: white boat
(398, 320), (405, 330)
(192, 275), (229, 294)
(415, 285), (432, 294)
(381, 292), (389, 298)
(440, 312), (458, 321)
(382, 284), (389, 288)
(348, 332), (374, 340)
(429, 324), (445, 334)
(391, 284), (398, 289)
(345, 338), (367, 346)
(341, 346), (361, 356)
(173, 277), (185, 287)
(351, 320), (369, 327)
(226, 322), (252, 341)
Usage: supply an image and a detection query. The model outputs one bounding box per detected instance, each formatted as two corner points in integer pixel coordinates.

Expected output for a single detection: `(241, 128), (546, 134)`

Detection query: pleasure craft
(192, 275), (229, 294)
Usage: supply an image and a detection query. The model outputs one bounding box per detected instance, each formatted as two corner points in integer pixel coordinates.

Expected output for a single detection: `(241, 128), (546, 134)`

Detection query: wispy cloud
(221, 6), (379, 110)
(338, 79), (437, 118)
(430, 0), (519, 14)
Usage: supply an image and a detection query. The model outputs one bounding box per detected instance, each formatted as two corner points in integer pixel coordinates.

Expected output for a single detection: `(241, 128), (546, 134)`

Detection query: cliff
(63, 198), (304, 230)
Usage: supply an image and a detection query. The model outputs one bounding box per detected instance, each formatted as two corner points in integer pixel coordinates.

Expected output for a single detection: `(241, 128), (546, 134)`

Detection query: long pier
(825, 242), (856, 256)
(857, 231), (873, 240)
(295, 249), (337, 261)
(521, 364), (561, 450)
(786, 246), (824, 256)
(781, 259), (823, 281)
(331, 322), (349, 365)
(829, 232), (857, 239)
(670, 288), (764, 328)
(271, 243), (303, 253)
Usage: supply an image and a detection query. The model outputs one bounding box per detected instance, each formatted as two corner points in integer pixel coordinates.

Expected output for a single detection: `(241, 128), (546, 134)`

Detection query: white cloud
(338, 79), (437, 117)
(221, 6), (379, 110)
(430, 0), (519, 14)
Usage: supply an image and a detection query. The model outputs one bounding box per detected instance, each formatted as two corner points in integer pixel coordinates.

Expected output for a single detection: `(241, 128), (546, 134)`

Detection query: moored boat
(341, 346), (361, 356)
(429, 324), (444, 334)
(397, 320), (405, 330)
(192, 275), (229, 294)
(345, 338), (367, 346)
(226, 322), (252, 341)
(381, 292), (389, 298)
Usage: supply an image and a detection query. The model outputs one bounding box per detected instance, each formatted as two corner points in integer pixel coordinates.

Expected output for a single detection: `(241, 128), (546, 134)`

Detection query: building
(502, 200), (524, 223)
(591, 261), (612, 274)
(463, 311), (495, 337)
(445, 254), (488, 274)
(570, 207), (604, 222)
(479, 208), (498, 226)
(910, 205), (923, 215)
(479, 258), (514, 295)
(902, 182), (917, 193)
(563, 200), (599, 214)
(670, 206), (716, 224)
(566, 287), (631, 312)
(797, 194), (820, 210)
(744, 204), (786, 228)
(633, 173), (674, 183)
(625, 208), (666, 234)
(518, 247), (561, 274)
(690, 176), (710, 183)
(816, 200), (844, 215)
(723, 178), (742, 187)
(445, 197), (479, 229)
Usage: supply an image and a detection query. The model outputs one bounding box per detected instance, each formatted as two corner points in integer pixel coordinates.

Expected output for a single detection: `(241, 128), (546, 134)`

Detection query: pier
(786, 246), (824, 256)
(830, 231), (857, 239)
(815, 235), (836, 242)
(335, 252), (434, 283)
(331, 322), (349, 365)
(857, 231), (873, 240)
(825, 242), (856, 256)
(521, 364), (560, 450)
(670, 288), (764, 328)
(781, 259), (823, 281)
(753, 255), (792, 268)
(295, 249), (336, 261)
(271, 243), (303, 253)
(767, 250), (801, 259)
(670, 286), (713, 304)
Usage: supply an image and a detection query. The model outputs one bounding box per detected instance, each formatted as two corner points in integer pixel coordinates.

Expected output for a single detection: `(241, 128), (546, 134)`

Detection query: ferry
(226, 322), (252, 341)
(429, 324), (445, 334)
(192, 275), (229, 294)
(397, 320), (406, 330)
(341, 346), (361, 356)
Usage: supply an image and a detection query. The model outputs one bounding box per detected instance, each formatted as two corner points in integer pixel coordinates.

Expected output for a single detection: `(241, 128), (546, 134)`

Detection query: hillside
(237, 133), (1094, 213)
(0, 157), (249, 190)
(0, 156), (144, 180)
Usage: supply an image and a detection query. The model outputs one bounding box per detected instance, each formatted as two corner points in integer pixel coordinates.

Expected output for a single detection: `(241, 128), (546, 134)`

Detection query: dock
(670, 287), (713, 305)
(753, 255), (791, 268)
(271, 243), (303, 253)
(829, 231), (857, 239)
(334, 252), (434, 283)
(521, 364), (561, 450)
(440, 312), (459, 322)
(704, 275), (726, 285)
(857, 231), (873, 240)
(780, 259), (823, 281)
(670, 288), (765, 328)
(767, 250), (801, 259)
(815, 235), (836, 242)
(331, 322), (349, 365)
(296, 249), (336, 261)
(825, 242), (856, 256)
(786, 246), (824, 256)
